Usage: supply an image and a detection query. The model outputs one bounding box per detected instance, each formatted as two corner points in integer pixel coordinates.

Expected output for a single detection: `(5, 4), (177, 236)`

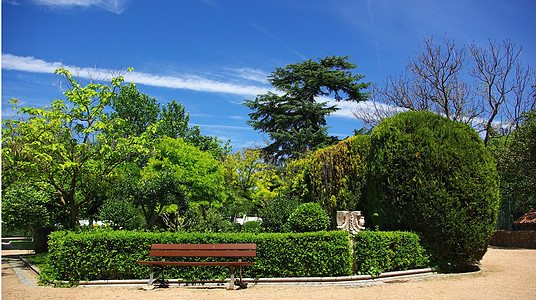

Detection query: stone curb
(13, 256), (438, 288)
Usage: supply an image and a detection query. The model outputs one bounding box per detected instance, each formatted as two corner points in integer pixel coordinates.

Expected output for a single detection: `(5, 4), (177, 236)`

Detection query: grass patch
(24, 253), (49, 271)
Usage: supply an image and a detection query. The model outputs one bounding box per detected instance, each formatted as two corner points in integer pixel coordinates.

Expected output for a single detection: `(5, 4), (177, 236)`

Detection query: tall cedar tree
(245, 56), (370, 165)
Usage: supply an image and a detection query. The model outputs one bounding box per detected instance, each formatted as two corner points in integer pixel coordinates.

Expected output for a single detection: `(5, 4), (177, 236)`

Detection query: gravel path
(2, 246), (535, 299)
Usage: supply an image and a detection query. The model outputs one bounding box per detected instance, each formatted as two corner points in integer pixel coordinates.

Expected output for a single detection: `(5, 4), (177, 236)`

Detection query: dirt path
(2, 247), (535, 300)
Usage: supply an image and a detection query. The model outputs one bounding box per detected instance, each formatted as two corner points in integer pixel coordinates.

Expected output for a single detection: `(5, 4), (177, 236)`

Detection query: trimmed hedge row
(43, 230), (353, 282)
(42, 230), (430, 282)
(353, 231), (430, 275)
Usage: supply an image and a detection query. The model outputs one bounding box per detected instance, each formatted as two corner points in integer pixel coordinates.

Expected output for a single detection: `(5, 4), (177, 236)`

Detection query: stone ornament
(337, 211), (365, 235)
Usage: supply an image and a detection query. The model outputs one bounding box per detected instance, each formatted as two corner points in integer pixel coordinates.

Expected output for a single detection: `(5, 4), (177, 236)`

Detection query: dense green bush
(97, 199), (140, 230)
(259, 195), (299, 233)
(288, 202), (330, 232)
(42, 230), (352, 282)
(353, 231), (430, 275)
(309, 135), (371, 228)
(242, 221), (261, 233)
(366, 111), (499, 272)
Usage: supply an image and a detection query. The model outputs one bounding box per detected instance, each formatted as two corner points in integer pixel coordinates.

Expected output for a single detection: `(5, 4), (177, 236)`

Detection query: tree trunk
(32, 226), (53, 253)
(68, 195), (80, 230)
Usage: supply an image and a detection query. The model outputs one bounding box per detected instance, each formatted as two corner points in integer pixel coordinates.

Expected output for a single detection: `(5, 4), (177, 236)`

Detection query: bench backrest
(149, 243), (257, 258)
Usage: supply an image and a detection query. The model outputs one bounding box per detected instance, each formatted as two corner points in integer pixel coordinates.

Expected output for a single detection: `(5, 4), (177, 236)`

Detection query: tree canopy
(244, 55), (370, 164)
(2, 68), (148, 229)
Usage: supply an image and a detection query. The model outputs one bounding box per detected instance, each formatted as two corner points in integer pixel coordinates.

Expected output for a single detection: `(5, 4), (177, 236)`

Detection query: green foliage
(97, 198), (140, 230)
(244, 55), (370, 164)
(127, 171), (187, 230)
(366, 111), (499, 271)
(222, 149), (281, 216)
(489, 110), (536, 230)
(42, 230), (352, 282)
(288, 202), (330, 233)
(109, 83), (160, 137)
(144, 137), (227, 208)
(159, 100), (231, 159)
(1, 184), (66, 232)
(309, 135), (371, 228)
(242, 221), (261, 233)
(353, 231), (430, 276)
(259, 195), (300, 233)
(109, 86), (230, 159)
(187, 207), (233, 233)
(1, 68), (148, 230)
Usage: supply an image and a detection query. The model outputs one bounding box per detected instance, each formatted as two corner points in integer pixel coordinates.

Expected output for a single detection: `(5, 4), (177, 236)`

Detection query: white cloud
(2, 53), (270, 97)
(2, 53), (385, 121)
(2, 53), (62, 73)
(228, 67), (269, 84)
(124, 71), (268, 96)
(192, 123), (251, 131)
(32, 0), (131, 14)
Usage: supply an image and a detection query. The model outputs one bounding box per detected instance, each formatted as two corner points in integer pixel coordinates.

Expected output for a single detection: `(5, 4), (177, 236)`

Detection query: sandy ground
(2, 246), (536, 300)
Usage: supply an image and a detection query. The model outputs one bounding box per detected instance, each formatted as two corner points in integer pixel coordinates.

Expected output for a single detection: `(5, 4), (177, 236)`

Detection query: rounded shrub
(366, 111), (499, 272)
(288, 202), (330, 232)
(242, 221), (261, 233)
(259, 195), (299, 233)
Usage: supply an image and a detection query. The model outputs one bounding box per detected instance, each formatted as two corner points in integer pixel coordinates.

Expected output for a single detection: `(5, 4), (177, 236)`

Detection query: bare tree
(355, 36), (535, 145)
(470, 39), (534, 144)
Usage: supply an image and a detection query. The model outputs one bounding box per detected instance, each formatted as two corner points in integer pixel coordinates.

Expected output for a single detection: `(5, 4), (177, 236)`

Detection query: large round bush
(288, 202), (330, 232)
(366, 111), (499, 271)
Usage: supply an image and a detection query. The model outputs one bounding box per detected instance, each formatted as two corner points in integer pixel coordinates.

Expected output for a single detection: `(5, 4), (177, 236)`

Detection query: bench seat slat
(149, 250), (256, 257)
(151, 243), (256, 250)
(137, 261), (254, 267)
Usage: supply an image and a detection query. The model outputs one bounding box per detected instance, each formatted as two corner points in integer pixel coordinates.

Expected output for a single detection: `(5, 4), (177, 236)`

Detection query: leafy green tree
(2, 184), (68, 252)
(97, 198), (140, 230)
(126, 171), (187, 230)
(258, 195), (300, 233)
(1, 68), (148, 230)
(158, 100), (231, 159)
(491, 110), (536, 229)
(144, 137), (227, 210)
(109, 83), (160, 137)
(245, 55), (370, 164)
(110, 85), (230, 160)
(222, 148), (282, 216)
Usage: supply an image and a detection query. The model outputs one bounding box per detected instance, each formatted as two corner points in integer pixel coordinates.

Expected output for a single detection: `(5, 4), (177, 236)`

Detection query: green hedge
(43, 230), (352, 282)
(353, 231), (430, 276)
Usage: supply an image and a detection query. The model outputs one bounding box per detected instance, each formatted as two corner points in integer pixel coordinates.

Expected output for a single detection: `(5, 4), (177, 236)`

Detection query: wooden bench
(137, 243), (256, 289)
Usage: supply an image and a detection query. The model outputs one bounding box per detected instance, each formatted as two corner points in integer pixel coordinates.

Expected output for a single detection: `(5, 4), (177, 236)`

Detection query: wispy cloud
(2, 53), (270, 97)
(2, 53), (62, 73)
(2, 53), (377, 120)
(251, 24), (307, 60)
(192, 123), (251, 131)
(32, 0), (132, 14)
(227, 67), (269, 84)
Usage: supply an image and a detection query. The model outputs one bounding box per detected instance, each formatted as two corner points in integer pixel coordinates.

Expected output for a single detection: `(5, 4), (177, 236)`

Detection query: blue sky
(2, 0), (536, 150)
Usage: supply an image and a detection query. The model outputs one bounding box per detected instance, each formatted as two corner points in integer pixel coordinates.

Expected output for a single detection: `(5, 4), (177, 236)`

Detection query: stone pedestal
(336, 211), (365, 235)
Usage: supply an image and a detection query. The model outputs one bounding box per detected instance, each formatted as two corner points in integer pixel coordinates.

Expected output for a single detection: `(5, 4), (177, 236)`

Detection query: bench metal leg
(148, 265), (154, 285)
(227, 266), (235, 290)
(156, 266), (169, 288)
(238, 266), (248, 289)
